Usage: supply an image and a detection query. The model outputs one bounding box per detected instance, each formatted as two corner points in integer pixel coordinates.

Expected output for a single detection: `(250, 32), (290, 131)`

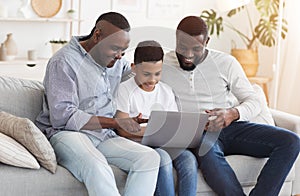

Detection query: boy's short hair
(134, 40), (164, 65)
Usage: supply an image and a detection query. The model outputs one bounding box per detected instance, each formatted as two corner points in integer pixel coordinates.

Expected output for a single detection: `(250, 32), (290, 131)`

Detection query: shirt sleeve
(167, 89), (179, 112)
(121, 60), (133, 82)
(45, 58), (92, 131)
(159, 82), (179, 112)
(227, 57), (261, 121)
(115, 82), (131, 114)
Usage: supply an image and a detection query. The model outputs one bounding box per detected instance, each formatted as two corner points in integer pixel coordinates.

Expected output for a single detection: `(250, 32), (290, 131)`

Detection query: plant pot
(50, 43), (65, 55)
(66, 11), (76, 19)
(231, 48), (259, 77)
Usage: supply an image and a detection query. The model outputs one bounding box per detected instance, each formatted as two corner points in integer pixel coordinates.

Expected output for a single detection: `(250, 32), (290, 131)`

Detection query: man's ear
(93, 28), (102, 42)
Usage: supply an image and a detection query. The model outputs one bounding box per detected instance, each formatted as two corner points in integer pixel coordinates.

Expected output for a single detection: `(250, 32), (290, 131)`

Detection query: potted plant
(49, 39), (68, 54)
(66, 9), (76, 19)
(200, 0), (288, 76)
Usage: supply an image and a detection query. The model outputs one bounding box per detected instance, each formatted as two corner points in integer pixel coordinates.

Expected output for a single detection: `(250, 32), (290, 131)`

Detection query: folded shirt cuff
(65, 111), (93, 131)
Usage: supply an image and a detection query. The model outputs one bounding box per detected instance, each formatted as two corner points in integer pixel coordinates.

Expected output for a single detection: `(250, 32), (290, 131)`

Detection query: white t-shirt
(116, 77), (178, 118)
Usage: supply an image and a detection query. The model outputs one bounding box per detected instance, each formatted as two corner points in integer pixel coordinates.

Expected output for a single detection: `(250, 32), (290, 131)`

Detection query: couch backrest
(228, 84), (274, 125)
(249, 84), (275, 126)
(0, 76), (44, 122)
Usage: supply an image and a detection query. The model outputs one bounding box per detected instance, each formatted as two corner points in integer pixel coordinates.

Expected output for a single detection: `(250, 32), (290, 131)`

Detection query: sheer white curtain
(272, 0), (300, 115)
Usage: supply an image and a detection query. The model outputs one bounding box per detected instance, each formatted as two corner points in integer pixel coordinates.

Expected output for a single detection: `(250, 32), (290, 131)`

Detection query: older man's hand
(205, 108), (240, 131)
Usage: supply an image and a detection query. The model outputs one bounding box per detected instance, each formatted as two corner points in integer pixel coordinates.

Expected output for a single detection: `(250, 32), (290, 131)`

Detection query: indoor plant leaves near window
(200, 0), (288, 76)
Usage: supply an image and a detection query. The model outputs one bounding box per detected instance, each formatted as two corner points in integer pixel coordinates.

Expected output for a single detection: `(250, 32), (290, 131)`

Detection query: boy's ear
(131, 63), (136, 72)
(205, 36), (210, 46)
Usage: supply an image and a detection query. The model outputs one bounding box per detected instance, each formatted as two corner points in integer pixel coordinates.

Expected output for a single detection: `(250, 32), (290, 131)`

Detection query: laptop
(141, 111), (209, 148)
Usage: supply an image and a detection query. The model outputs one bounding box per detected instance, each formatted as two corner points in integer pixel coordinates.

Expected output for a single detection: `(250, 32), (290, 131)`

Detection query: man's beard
(176, 53), (196, 71)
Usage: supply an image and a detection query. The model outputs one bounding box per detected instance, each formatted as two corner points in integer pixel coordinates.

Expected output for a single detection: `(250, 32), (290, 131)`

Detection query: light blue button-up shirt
(36, 36), (131, 140)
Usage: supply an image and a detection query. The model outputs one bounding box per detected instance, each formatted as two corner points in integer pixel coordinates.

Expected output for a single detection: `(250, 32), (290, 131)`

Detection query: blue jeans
(194, 121), (300, 196)
(155, 148), (198, 196)
(50, 131), (160, 196)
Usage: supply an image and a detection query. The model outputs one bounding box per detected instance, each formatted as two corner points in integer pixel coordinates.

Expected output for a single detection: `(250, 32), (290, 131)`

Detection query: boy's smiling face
(132, 60), (163, 92)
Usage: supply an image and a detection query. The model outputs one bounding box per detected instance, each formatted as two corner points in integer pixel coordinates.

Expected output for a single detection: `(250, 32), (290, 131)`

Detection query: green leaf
(200, 9), (224, 37)
(255, 0), (279, 17)
(227, 6), (245, 17)
(255, 14), (287, 47)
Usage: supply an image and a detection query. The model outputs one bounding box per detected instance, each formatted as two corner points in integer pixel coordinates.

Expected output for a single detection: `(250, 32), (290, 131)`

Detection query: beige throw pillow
(0, 132), (40, 169)
(0, 111), (57, 173)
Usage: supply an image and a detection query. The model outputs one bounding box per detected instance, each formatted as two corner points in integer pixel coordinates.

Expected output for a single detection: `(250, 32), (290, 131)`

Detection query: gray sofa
(0, 75), (299, 196)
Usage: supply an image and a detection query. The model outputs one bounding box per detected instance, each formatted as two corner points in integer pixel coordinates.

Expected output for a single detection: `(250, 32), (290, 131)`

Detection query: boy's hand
(132, 113), (149, 124)
(115, 113), (148, 133)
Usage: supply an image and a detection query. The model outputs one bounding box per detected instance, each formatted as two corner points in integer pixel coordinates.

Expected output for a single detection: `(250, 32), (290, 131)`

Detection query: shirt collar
(71, 36), (107, 71)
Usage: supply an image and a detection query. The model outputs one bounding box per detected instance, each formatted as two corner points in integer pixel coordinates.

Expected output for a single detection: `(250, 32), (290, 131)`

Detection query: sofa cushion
(0, 76), (44, 122)
(0, 132), (40, 169)
(0, 163), (130, 196)
(0, 111), (57, 173)
(0, 164), (88, 196)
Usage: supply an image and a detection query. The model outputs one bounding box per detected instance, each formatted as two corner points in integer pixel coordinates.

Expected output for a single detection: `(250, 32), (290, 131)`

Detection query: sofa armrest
(293, 156), (300, 195)
(270, 109), (300, 195)
(270, 109), (300, 134)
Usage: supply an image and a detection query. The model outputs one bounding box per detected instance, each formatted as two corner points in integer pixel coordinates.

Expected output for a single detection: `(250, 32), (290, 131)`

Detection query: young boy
(115, 40), (198, 196)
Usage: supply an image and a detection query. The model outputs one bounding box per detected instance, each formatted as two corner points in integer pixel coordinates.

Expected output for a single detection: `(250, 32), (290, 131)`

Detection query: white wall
(0, 0), (72, 58)
(0, 0), (274, 77)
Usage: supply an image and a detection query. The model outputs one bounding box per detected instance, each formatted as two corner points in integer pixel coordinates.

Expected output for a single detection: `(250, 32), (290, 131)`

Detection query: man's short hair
(134, 40), (164, 65)
(95, 12), (130, 32)
(80, 12), (130, 41)
(177, 16), (208, 38)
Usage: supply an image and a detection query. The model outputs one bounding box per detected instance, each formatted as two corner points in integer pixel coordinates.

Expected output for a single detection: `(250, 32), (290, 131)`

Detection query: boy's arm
(115, 110), (145, 139)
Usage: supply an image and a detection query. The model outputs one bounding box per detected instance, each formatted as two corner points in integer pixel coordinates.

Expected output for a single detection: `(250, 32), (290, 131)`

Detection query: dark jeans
(193, 121), (300, 196)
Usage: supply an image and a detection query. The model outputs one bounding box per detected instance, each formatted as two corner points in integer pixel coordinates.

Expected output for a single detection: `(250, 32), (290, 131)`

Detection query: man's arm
(228, 58), (261, 121)
(81, 114), (146, 134)
(44, 58), (93, 131)
(81, 116), (119, 130)
(114, 111), (146, 139)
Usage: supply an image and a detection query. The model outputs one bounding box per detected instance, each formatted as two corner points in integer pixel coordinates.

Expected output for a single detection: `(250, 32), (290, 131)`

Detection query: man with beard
(161, 16), (300, 196)
(35, 12), (160, 196)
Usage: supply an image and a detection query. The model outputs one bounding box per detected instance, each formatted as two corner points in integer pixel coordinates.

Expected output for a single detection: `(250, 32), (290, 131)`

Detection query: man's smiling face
(176, 31), (207, 71)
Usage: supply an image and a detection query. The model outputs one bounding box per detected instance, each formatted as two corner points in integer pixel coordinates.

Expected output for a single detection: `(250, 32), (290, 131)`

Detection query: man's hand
(115, 113), (148, 133)
(205, 108), (239, 131)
